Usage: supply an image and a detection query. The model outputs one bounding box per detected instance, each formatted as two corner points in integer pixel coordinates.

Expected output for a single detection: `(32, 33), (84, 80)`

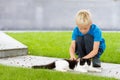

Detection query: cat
(32, 58), (101, 72)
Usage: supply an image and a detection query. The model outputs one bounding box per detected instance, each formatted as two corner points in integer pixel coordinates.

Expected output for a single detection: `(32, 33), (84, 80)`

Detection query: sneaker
(92, 57), (101, 67)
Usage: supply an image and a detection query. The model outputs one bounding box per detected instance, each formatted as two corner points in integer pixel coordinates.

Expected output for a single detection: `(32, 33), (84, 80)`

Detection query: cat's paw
(74, 66), (88, 73)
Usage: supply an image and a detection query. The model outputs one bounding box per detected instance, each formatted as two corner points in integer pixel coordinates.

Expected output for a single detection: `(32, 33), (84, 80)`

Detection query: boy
(69, 9), (106, 67)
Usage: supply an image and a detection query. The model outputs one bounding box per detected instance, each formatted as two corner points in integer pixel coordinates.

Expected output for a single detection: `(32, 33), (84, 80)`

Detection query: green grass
(0, 31), (119, 80)
(0, 65), (116, 80)
(7, 32), (71, 58)
(6, 32), (120, 64)
(101, 32), (120, 63)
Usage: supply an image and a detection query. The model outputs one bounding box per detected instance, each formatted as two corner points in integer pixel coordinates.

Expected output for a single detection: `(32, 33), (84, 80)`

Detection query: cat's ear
(80, 59), (85, 65)
(86, 59), (91, 66)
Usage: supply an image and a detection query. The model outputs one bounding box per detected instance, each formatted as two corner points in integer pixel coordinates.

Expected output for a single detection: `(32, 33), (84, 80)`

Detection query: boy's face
(77, 23), (92, 34)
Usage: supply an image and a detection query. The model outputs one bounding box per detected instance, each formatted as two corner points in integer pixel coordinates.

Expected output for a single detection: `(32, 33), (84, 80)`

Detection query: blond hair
(75, 9), (92, 26)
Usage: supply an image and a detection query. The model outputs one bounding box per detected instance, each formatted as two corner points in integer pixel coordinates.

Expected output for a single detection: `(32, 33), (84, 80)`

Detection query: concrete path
(0, 55), (120, 79)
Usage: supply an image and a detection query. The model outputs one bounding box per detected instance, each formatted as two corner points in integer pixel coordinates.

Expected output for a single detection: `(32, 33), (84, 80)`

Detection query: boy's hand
(77, 58), (80, 61)
(70, 57), (76, 60)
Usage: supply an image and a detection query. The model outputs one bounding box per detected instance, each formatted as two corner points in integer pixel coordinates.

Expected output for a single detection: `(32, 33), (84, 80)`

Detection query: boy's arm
(69, 41), (76, 60)
(83, 42), (100, 59)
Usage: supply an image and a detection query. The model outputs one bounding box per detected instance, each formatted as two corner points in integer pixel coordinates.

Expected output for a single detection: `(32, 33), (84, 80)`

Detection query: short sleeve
(72, 28), (77, 40)
(94, 29), (102, 41)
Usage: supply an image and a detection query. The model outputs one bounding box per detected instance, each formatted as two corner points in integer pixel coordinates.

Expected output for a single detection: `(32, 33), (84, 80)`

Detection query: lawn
(6, 31), (120, 64)
(0, 65), (116, 80)
(0, 31), (119, 80)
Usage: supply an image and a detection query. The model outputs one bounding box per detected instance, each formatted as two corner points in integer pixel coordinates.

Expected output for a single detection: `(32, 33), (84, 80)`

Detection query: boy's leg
(84, 34), (94, 55)
(75, 36), (86, 58)
(92, 49), (103, 67)
(83, 34), (101, 67)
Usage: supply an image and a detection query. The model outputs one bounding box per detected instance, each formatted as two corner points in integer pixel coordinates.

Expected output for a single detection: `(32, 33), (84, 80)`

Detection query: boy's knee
(84, 34), (93, 41)
(76, 36), (83, 42)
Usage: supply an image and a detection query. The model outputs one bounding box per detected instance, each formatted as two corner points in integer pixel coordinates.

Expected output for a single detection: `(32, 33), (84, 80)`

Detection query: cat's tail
(32, 61), (55, 69)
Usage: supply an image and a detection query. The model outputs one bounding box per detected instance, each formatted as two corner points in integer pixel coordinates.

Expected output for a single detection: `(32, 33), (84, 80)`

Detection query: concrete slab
(0, 55), (61, 68)
(88, 63), (120, 79)
(0, 32), (28, 58)
(0, 55), (120, 79)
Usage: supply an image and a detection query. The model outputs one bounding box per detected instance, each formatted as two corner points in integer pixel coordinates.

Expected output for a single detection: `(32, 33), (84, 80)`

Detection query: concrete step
(0, 32), (28, 58)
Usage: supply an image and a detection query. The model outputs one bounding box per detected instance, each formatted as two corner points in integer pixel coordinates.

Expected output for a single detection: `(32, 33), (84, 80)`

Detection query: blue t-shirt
(72, 24), (106, 51)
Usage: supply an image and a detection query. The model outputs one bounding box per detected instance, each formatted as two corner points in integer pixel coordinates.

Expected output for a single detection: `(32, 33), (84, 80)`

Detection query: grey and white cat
(32, 59), (101, 72)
